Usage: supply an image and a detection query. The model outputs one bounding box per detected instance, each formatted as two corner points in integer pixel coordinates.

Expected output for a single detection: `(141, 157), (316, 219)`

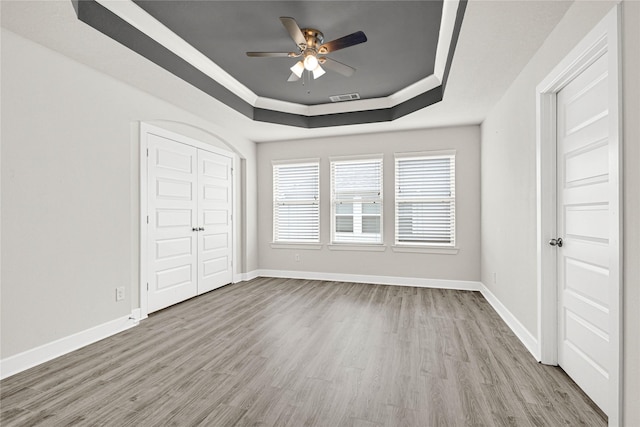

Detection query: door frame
(139, 123), (238, 319)
(536, 6), (622, 425)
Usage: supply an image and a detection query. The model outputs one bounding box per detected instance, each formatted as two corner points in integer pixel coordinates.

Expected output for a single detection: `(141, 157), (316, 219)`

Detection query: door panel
(156, 209), (192, 227)
(197, 150), (233, 294)
(556, 52), (610, 414)
(155, 265), (193, 290)
(155, 237), (193, 260)
(147, 134), (198, 313)
(564, 258), (609, 306)
(564, 205), (609, 240)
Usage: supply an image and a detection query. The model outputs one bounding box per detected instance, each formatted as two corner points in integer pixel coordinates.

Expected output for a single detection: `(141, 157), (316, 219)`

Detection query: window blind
(273, 162), (320, 242)
(331, 158), (383, 244)
(395, 154), (455, 246)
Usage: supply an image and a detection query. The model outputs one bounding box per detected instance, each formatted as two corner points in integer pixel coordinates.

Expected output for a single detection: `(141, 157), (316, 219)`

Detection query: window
(395, 152), (455, 246)
(331, 157), (383, 244)
(273, 161), (320, 243)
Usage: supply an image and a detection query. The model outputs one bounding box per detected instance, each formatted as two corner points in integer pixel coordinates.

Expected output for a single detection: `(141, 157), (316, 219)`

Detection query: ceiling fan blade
(318, 31), (367, 54)
(287, 72), (301, 82)
(320, 57), (356, 77)
(280, 17), (306, 48)
(246, 52), (294, 57)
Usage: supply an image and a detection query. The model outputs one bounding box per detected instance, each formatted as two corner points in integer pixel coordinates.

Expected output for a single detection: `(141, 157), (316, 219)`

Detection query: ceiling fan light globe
(304, 54), (319, 71)
(290, 61), (304, 78)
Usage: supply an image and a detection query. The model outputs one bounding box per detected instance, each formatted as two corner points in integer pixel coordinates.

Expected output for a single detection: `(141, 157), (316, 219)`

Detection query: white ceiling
(1, 0), (573, 143)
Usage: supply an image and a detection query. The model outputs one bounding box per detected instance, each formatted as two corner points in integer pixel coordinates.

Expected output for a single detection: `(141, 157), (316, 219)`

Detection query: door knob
(549, 238), (563, 247)
(198, 227), (205, 231)
(192, 227), (198, 232)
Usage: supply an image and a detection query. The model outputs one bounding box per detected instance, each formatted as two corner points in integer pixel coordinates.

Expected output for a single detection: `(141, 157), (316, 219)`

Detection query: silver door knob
(549, 238), (563, 247)
(192, 227), (198, 232)
(198, 227), (205, 231)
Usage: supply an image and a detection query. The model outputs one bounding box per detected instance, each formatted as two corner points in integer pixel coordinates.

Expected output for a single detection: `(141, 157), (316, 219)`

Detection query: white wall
(0, 29), (258, 359)
(257, 126), (480, 283)
(481, 1), (639, 424)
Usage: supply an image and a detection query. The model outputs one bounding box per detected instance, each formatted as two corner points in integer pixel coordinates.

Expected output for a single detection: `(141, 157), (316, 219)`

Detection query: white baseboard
(0, 313), (139, 380)
(233, 270), (260, 283)
(254, 269), (482, 291)
(130, 308), (144, 321)
(479, 283), (540, 360)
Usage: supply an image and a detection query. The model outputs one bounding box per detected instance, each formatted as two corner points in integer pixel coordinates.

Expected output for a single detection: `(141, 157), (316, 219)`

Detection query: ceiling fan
(246, 17), (367, 82)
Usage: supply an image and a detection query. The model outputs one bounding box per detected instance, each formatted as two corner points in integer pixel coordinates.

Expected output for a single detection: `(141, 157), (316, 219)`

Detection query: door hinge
(146, 148), (149, 157)
(146, 283), (149, 291)
(147, 215), (149, 224)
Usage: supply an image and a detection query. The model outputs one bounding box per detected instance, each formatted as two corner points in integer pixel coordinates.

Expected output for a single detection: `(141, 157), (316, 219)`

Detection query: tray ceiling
(73, 0), (467, 128)
(134, 1), (442, 106)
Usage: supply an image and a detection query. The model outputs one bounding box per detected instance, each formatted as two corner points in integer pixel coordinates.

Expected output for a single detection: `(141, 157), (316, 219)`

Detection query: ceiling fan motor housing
(301, 29), (324, 51)
(300, 28), (324, 71)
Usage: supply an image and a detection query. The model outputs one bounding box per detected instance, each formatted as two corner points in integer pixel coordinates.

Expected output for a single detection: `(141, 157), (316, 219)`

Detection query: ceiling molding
(75, 0), (467, 128)
(94, 0), (258, 106)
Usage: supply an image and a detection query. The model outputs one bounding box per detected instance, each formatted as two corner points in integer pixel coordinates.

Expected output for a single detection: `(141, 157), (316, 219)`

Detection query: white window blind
(273, 162), (320, 243)
(395, 154), (455, 246)
(331, 158), (383, 244)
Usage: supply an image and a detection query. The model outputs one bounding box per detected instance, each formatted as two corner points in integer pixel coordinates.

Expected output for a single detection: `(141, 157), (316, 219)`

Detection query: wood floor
(1, 278), (606, 426)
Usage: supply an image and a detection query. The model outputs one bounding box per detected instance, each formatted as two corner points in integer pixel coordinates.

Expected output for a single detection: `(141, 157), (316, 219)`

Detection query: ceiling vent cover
(329, 93), (360, 102)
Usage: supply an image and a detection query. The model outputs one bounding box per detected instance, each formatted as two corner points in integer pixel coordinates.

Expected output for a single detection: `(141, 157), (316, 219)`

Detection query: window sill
(391, 245), (459, 255)
(270, 242), (323, 250)
(327, 244), (387, 252)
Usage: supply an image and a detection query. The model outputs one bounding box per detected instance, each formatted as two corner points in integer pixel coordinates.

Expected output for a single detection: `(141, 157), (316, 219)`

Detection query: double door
(147, 133), (233, 313)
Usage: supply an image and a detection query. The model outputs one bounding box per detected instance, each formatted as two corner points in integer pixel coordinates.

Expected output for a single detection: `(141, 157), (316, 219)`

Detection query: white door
(146, 130), (234, 313)
(556, 52), (612, 414)
(147, 134), (198, 313)
(197, 150), (233, 293)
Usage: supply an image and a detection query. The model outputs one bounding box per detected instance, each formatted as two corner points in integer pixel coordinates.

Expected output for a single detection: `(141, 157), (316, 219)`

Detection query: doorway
(140, 123), (237, 316)
(536, 7), (621, 425)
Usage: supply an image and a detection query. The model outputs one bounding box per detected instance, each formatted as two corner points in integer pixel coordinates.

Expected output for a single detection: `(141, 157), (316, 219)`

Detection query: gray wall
(257, 126), (481, 282)
(621, 2), (640, 423)
(0, 29), (258, 359)
(480, 1), (639, 424)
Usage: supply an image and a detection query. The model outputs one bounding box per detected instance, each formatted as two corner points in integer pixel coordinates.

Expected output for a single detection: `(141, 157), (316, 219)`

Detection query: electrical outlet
(295, 254), (300, 262)
(116, 286), (125, 301)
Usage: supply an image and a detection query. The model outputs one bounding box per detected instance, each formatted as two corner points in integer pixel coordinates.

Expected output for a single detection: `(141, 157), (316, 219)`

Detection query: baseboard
(479, 283), (540, 360)
(130, 308), (144, 321)
(0, 313), (139, 380)
(233, 270), (260, 283)
(254, 269), (482, 291)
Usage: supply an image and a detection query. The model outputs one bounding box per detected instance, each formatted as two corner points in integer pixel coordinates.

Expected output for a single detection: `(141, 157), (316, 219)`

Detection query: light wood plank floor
(1, 278), (606, 426)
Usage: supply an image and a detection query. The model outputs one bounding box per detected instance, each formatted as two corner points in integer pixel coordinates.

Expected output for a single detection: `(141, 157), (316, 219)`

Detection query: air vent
(329, 93), (361, 103)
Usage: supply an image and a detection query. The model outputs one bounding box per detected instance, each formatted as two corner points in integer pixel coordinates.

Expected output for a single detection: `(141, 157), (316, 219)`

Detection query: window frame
(394, 150), (456, 249)
(272, 159), (320, 244)
(330, 155), (384, 246)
